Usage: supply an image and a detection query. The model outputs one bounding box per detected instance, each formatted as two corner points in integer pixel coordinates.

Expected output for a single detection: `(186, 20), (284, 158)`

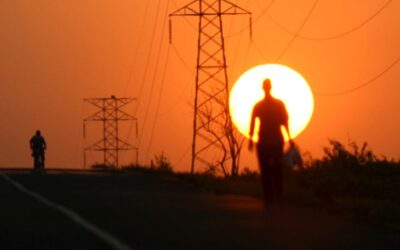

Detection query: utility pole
(83, 96), (138, 168)
(170, 0), (251, 174)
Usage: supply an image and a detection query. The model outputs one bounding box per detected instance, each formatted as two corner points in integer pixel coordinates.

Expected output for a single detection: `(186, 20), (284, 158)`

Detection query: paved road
(1, 170), (399, 250)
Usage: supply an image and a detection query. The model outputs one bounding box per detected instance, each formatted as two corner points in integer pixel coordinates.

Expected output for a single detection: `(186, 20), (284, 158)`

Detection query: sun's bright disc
(229, 64), (314, 142)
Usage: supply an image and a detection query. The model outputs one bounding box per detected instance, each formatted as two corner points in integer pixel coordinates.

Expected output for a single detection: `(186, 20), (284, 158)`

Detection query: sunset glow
(229, 64), (314, 142)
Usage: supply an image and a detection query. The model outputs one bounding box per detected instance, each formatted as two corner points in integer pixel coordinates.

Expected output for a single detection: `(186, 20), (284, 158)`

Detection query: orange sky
(0, 0), (399, 170)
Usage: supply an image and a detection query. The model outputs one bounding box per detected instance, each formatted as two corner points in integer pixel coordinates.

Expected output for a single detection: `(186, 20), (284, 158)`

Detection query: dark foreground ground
(0, 169), (399, 250)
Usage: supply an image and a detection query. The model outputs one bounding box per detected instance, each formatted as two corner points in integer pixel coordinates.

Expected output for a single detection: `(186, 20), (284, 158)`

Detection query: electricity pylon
(170, 0), (251, 174)
(83, 96), (138, 168)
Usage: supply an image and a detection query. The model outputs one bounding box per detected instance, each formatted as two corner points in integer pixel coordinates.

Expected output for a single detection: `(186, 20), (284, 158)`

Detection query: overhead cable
(315, 55), (400, 96)
(267, 0), (393, 41)
(138, 0), (170, 148)
(276, 0), (319, 62)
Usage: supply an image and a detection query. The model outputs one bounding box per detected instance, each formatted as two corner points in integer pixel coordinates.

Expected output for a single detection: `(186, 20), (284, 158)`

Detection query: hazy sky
(0, 0), (399, 170)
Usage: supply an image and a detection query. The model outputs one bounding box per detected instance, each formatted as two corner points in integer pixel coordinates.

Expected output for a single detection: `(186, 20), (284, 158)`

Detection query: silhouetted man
(249, 79), (292, 205)
(30, 130), (47, 169)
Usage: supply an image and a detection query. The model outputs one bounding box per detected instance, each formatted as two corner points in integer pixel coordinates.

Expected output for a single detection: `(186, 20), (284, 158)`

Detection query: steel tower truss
(170, 0), (251, 173)
(83, 96), (138, 168)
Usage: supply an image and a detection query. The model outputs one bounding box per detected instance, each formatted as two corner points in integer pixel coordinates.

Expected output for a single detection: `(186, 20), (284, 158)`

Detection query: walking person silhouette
(248, 79), (293, 205)
(30, 130), (47, 170)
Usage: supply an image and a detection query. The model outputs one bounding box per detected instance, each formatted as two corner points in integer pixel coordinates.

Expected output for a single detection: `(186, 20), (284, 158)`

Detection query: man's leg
(259, 164), (274, 204)
(270, 146), (284, 202)
(257, 146), (274, 205)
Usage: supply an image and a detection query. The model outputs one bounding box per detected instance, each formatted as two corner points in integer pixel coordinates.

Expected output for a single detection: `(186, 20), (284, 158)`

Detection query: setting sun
(229, 64), (314, 142)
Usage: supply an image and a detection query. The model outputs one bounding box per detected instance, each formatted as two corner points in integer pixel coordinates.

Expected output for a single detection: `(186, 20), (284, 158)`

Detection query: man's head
(36, 130), (41, 136)
(262, 79), (272, 95)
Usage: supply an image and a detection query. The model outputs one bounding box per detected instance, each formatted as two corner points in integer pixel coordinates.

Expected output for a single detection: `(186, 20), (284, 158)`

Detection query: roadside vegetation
(94, 140), (400, 226)
(290, 140), (400, 226)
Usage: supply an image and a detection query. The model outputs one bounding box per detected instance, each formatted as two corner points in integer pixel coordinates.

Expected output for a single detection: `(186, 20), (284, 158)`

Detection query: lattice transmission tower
(170, 0), (251, 174)
(83, 96), (138, 168)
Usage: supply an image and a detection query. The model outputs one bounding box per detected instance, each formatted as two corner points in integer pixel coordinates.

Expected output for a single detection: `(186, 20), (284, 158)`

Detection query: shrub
(91, 163), (115, 170)
(152, 152), (173, 172)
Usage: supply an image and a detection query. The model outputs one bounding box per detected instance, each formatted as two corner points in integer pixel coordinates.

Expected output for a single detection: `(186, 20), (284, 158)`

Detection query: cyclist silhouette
(30, 130), (47, 169)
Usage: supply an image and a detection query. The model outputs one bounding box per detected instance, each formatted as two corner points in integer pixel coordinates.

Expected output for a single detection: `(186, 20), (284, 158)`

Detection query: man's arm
(42, 137), (47, 150)
(249, 112), (256, 140)
(283, 120), (292, 142)
(248, 107), (257, 151)
(281, 103), (293, 145)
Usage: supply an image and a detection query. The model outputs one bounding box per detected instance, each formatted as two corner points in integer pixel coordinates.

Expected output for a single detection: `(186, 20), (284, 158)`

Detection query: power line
(251, 39), (269, 61)
(225, 0), (242, 39)
(123, 1), (151, 148)
(267, 0), (393, 41)
(249, 1), (398, 97)
(153, 43), (195, 119)
(173, 145), (192, 167)
(171, 43), (196, 76)
(124, 0), (162, 153)
(155, 45), (196, 124)
(228, 0), (251, 76)
(275, 0), (319, 62)
(238, 38), (252, 73)
(123, 1), (151, 93)
(170, 0), (197, 30)
(249, 1), (319, 62)
(135, 0), (163, 111)
(225, 0), (275, 38)
(144, 45), (171, 162)
(138, 0), (170, 148)
(315, 55), (400, 96)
